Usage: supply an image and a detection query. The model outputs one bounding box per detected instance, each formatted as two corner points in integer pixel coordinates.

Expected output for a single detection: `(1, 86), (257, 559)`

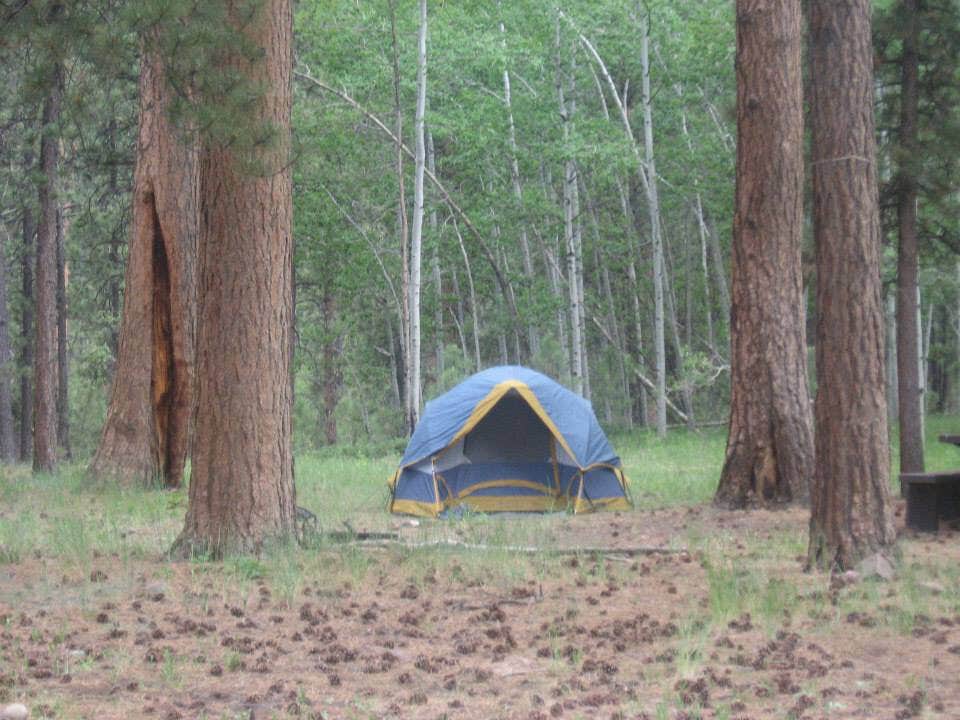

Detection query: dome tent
(390, 366), (631, 517)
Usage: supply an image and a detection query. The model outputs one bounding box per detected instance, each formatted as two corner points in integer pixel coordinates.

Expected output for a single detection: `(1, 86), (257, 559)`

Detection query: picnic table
(900, 436), (960, 532)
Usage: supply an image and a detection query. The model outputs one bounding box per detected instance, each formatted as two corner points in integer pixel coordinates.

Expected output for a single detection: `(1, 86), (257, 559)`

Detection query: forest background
(1, 0), (958, 462)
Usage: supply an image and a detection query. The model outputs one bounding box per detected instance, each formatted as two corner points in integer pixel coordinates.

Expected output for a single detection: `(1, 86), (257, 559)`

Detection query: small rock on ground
(0, 703), (29, 720)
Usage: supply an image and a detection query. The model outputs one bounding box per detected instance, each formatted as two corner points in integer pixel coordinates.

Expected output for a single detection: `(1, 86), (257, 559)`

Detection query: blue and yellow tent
(389, 366), (631, 517)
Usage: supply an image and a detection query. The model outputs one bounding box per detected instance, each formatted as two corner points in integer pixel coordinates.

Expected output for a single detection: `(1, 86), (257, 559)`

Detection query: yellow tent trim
(573, 495), (632, 513)
(455, 478), (555, 499)
(390, 498), (443, 516)
(454, 495), (570, 513)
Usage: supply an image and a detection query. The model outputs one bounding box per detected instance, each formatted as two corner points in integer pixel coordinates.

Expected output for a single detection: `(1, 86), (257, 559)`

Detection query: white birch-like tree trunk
(556, 26), (585, 396)
(408, 0), (427, 429)
(886, 288), (899, 422)
(559, 8), (666, 433)
(449, 266), (470, 366)
(641, 17), (668, 437)
(427, 130), (443, 383)
(498, 3), (539, 361)
(388, 0), (411, 431)
(453, 220), (482, 371)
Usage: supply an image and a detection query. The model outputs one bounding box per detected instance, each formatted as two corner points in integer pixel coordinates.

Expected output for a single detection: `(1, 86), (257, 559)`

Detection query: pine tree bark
(33, 60), (62, 473)
(174, 0), (296, 557)
(807, 0), (896, 570)
(89, 46), (198, 487)
(0, 219), (16, 462)
(55, 205), (70, 460)
(895, 0), (924, 476)
(715, 0), (814, 508)
(19, 200), (33, 462)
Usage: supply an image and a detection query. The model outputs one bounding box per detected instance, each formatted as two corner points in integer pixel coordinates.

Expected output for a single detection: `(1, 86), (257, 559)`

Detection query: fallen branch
(335, 537), (684, 556)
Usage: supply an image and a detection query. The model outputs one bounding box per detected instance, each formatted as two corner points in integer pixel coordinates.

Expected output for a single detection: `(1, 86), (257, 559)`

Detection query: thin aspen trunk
(684, 221), (693, 350)
(602, 251), (632, 427)
(453, 221), (481, 372)
(886, 287), (899, 422)
(386, 315), (401, 406)
(570, 55), (589, 401)
(559, 8), (667, 433)
(504, 250), (523, 363)
(586, 61), (649, 421)
(706, 210), (731, 317)
(491, 219), (522, 363)
(296, 72), (519, 325)
(449, 266), (469, 365)
(427, 130), (443, 382)
(679, 98), (719, 356)
(619, 182), (649, 426)
(641, 16), (668, 437)
(663, 228), (693, 422)
(699, 205), (716, 353)
(538, 163), (571, 380)
(407, 0), (427, 430)
(498, 2), (538, 360)
(919, 286), (927, 443)
(541, 230), (571, 381)
(388, 0), (412, 433)
(556, 24), (584, 396)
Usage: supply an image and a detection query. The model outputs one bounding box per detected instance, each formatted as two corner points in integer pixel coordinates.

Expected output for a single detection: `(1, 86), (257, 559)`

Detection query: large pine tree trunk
(0, 220), (16, 462)
(33, 61), (62, 473)
(89, 46), (198, 487)
(19, 200), (33, 462)
(715, 0), (814, 508)
(174, 0), (296, 557)
(808, 0), (896, 570)
(895, 0), (924, 476)
(55, 205), (70, 460)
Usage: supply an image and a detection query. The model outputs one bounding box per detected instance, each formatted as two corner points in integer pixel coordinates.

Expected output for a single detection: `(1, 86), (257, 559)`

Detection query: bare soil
(2, 501), (960, 719)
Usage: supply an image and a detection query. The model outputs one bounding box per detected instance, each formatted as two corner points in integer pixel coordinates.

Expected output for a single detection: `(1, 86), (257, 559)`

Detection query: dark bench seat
(901, 471), (960, 532)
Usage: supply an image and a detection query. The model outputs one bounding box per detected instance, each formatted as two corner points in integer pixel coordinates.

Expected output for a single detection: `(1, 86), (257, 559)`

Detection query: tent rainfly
(389, 366), (631, 517)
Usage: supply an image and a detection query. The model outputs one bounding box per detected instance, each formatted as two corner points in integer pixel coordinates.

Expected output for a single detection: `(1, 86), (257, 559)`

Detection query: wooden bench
(901, 472), (960, 532)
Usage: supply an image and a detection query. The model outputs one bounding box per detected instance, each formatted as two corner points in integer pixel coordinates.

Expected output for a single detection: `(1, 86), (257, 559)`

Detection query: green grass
(1, 414), (959, 570)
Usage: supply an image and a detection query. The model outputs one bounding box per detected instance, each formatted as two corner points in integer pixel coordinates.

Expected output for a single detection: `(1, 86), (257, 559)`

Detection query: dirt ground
(2, 501), (960, 720)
